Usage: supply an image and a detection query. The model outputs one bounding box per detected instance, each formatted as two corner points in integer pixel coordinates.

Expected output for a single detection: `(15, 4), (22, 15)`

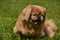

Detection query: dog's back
(44, 19), (57, 37)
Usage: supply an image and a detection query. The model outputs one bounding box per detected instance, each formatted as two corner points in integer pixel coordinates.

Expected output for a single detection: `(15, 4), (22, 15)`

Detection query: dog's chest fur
(22, 23), (45, 37)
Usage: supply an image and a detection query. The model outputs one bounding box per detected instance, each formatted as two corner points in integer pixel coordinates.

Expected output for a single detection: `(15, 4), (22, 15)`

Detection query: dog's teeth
(35, 22), (37, 24)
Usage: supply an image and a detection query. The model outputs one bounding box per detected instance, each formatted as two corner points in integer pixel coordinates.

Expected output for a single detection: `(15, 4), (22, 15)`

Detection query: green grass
(0, 0), (60, 40)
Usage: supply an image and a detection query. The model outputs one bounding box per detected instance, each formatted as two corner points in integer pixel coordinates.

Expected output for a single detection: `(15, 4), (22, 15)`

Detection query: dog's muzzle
(32, 16), (44, 25)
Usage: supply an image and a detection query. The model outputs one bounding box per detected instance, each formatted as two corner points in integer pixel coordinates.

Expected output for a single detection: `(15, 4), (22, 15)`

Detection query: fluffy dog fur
(13, 5), (57, 39)
(44, 19), (57, 37)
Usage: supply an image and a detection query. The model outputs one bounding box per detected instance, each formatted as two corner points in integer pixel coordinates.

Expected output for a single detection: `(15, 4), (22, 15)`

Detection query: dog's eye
(42, 15), (44, 16)
(39, 13), (41, 15)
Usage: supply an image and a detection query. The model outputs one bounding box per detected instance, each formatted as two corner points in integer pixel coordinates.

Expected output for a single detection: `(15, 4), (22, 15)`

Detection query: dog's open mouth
(32, 20), (40, 25)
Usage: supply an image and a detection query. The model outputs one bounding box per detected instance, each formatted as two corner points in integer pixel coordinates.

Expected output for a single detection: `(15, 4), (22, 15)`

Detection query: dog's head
(22, 5), (46, 26)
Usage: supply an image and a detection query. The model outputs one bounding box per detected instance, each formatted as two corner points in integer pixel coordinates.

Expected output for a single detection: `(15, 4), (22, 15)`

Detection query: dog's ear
(42, 7), (46, 13)
(41, 7), (46, 21)
(37, 6), (46, 21)
(22, 5), (32, 21)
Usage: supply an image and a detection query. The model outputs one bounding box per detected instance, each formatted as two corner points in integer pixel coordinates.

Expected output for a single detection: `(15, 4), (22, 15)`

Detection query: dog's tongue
(34, 22), (38, 24)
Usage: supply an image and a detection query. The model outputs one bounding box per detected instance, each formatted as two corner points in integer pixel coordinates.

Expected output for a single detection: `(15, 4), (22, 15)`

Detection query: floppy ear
(41, 7), (46, 21)
(22, 5), (32, 21)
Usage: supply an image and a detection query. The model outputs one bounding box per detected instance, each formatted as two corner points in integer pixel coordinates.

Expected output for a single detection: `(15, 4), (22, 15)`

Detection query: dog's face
(29, 7), (45, 26)
(22, 5), (46, 26)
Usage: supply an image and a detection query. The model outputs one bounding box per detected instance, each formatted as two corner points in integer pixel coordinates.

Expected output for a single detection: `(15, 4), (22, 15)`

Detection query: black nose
(37, 16), (40, 21)
(32, 16), (41, 22)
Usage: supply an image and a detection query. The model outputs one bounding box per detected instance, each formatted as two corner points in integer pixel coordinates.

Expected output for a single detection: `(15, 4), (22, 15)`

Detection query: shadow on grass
(0, 34), (3, 40)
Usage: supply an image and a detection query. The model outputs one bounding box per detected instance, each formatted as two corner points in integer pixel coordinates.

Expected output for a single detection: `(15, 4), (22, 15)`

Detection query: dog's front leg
(13, 26), (21, 37)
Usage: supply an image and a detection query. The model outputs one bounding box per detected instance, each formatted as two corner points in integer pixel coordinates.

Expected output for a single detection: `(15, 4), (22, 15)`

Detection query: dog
(13, 5), (57, 39)
(13, 5), (46, 38)
(44, 19), (57, 37)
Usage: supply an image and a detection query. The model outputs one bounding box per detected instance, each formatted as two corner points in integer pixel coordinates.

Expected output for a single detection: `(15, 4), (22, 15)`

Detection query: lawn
(0, 0), (60, 40)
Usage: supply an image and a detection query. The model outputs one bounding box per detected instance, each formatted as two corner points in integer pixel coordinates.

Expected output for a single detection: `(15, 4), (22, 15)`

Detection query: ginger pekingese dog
(13, 5), (57, 39)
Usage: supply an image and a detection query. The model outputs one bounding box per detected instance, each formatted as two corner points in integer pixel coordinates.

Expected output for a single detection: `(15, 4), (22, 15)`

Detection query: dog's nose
(33, 16), (40, 21)
(38, 16), (43, 21)
(37, 16), (43, 21)
(37, 16), (40, 21)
